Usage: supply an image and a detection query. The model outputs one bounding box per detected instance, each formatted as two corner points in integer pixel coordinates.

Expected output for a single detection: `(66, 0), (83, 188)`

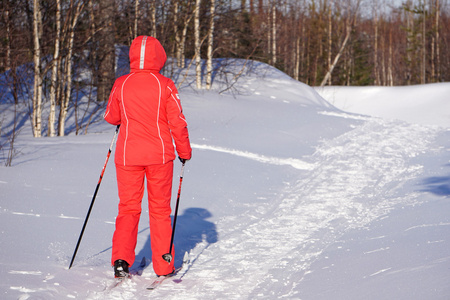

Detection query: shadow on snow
(133, 207), (218, 270)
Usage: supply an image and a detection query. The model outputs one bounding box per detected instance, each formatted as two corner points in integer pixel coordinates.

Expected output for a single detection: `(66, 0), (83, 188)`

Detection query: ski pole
(162, 162), (185, 263)
(69, 125), (120, 269)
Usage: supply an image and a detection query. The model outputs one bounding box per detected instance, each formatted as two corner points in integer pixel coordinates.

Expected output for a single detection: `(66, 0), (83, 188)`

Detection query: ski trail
(246, 119), (437, 298)
(161, 118), (438, 299)
(191, 143), (315, 170)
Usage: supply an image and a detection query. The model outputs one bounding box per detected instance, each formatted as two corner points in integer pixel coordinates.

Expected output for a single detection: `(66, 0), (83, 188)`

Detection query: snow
(314, 83), (450, 127)
(1, 58), (450, 299)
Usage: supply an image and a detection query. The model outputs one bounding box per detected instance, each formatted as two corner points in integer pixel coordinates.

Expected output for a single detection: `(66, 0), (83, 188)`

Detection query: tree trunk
(4, 0), (18, 104)
(267, 5), (271, 61)
(206, 0), (215, 90)
(271, 2), (277, 65)
(421, 3), (426, 84)
(195, 0), (202, 89)
(405, 1), (413, 85)
(150, 0), (156, 37)
(320, 22), (351, 87)
(301, 17), (306, 83)
(96, 0), (115, 102)
(381, 25), (387, 86)
(4, 1), (11, 72)
(174, 2), (194, 69)
(327, 5), (332, 85)
(88, 0), (98, 89)
(435, 0), (440, 81)
(294, 36), (300, 81)
(134, 0), (140, 38)
(48, 0), (61, 137)
(174, 2), (181, 66)
(58, 1), (84, 136)
(374, 9), (380, 85)
(32, 0), (42, 138)
(180, 15), (191, 69)
(388, 21), (393, 86)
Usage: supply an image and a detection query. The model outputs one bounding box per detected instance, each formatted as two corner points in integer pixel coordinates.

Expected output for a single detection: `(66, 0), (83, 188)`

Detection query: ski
(104, 257), (147, 292)
(146, 252), (189, 291)
(146, 271), (178, 290)
(105, 275), (130, 292)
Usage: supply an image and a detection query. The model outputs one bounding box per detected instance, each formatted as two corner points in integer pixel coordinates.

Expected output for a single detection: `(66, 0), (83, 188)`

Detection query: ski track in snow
(146, 117), (437, 299)
(191, 143), (316, 170)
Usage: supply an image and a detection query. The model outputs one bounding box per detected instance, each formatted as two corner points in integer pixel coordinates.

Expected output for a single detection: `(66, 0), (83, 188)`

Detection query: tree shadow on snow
(421, 163), (450, 196)
(421, 175), (450, 196)
(134, 207), (218, 271)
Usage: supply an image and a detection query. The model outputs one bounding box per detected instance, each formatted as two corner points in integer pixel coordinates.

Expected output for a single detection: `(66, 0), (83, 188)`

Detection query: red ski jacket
(104, 36), (192, 166)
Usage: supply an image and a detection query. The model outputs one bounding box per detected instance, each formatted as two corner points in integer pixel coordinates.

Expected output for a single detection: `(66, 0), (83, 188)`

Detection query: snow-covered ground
(1, 59), (449, 299)
(315, 83), (450, 128)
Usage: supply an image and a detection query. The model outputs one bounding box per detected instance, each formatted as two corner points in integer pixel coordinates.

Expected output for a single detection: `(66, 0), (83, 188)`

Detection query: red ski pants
(112, 161), (175, 276)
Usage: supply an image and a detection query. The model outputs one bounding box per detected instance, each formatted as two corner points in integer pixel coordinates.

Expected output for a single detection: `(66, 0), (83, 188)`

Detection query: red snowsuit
(104, 35), (192, 276)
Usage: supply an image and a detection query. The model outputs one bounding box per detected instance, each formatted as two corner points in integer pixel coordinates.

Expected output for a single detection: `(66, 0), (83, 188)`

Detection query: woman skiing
(104, 35), (192, 278)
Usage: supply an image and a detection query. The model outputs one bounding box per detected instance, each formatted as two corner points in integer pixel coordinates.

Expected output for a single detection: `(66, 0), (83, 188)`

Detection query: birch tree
(434, 0), (440, 81)
(387, 18), (394, 86)
(405, 0), (414, 85)
(195, 0), (202, 89)
(4, 0), (11, 72)
(173, 1), (181, 65)
(271, 1), (277, 65)
(373, 5), (380, 85)
(134, 0), (140, 38)
(58, 0), (84, 136)
(420, 0), (426, 84)
(321, 21), (351, 86)
(3, 0), (20, 104)
(174, 1), (195, 68)
(96, 0), (115, 102)
(206, 0), (215, 90)
(150, 0), (156, 37)
(178, 3), (195, 68)
(321, 0), (361, 87)
(327, 3), (332, 85)
(32, 0), (42, 138)
(48, 0), (61, 137)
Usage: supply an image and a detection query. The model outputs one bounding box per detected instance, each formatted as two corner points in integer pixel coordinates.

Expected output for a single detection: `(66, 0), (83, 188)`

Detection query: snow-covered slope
(0, 59), (449, 299)
(315, 83), (450, 127)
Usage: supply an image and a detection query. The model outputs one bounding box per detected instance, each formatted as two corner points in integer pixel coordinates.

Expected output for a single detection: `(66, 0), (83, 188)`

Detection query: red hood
(129, 36), (167, 72)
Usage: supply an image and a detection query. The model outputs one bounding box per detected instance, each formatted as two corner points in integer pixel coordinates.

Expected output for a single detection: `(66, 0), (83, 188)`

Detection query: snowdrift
(315, 83), (450, 128)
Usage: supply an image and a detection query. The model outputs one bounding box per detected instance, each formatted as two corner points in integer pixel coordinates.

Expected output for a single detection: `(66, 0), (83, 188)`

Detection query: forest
(0, 0), (449, 138)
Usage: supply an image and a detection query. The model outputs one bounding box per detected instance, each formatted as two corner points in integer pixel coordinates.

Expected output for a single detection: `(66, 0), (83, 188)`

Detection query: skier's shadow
(134, 207), (218, 270)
